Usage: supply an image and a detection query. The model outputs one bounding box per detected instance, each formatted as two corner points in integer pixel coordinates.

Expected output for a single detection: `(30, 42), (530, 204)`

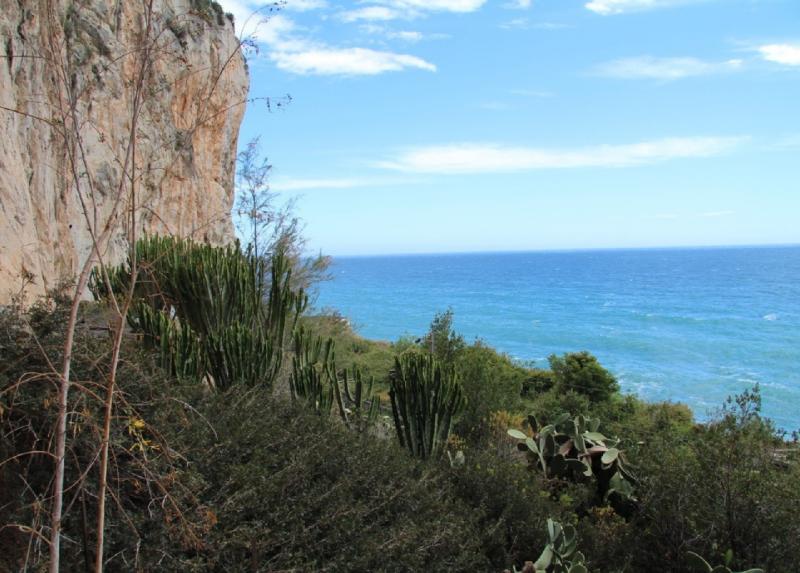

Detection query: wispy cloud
(499, 18), (530, 30)
(339, 6), (403, 23)
(594, 56), (743, 80)
(270, 47), (436, 74)
(338, 0), (486, 22)
(220, 1), (437, 76)
(586, 0), (705, 15)
(505, 0), (532, 9)
(283, 0), (327, 11)
(377, 136), (747, 174)
(758, 43), (800, 66)
(233, 11), (436, 75)
(271, 176), (415, 191)
(499, 18), (570, 30)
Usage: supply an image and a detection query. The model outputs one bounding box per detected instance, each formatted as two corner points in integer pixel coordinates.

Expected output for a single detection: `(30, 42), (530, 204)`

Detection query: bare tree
(235, 136), (332, 291)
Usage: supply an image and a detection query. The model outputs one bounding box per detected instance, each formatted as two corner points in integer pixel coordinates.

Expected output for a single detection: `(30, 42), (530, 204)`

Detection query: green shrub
(454, 343), (527, 441)
(177, 389), (490, 572)
(549, 352), (619, 403)
(446, 448), (581, 571)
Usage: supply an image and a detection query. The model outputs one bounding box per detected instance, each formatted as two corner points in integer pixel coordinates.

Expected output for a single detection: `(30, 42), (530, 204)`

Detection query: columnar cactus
(290, 328), (381, 428)
(388, 353), (465, 460)
(341, 365), (381, 432)
(91, 235), (306, 390)
(290, 328), (337, 416)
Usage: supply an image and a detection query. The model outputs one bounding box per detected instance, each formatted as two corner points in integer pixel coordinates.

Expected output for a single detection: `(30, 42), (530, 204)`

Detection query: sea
(315, 245), (800, 431)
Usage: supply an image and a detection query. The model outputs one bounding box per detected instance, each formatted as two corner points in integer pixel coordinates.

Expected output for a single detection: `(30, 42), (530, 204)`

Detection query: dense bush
(174, 390), (490, 572)
(454, 343), (527, 441)
(549, 351), (620, 403)
(621, 390), (800, 573)
(445, 447), (583, 570)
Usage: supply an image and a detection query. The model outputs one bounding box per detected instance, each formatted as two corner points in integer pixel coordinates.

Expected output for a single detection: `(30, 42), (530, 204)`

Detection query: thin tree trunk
(93, 3), (151, 570)
(49, 257), (99, 573)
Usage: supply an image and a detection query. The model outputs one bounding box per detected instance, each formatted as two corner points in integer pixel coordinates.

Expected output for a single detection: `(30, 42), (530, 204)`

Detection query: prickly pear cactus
(508, 412), (635, 503)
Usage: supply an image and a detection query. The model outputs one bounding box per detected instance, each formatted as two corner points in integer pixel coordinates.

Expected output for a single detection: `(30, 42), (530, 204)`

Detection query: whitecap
(763, 313), (778, 321)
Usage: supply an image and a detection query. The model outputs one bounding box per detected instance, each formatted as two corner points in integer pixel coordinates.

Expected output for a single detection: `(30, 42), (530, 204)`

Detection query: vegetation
(2, 242), (799, 572)
(389, 352), (465, 459)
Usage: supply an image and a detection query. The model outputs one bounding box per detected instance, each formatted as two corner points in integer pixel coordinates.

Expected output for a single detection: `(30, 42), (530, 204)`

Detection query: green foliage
(521, 368), (557, 397)
(3, 299), (797, 573)
(389, 352), (466, 459)
(619, 386), (800, 573)
(176, 389), (491, 572)
(454, 343), (527, 441)
(290, 327), (382, 429)
(549, 352), (620, 403)
(524, 389), (593, 426)
(533, 519), (589, 573)
(422, 307), (466, 364)
(0, 298), (193, 572)
(91, 235), (306, 390)
(448, 448), (581, 570)
(508, 413), (635, 506)
(300, 311), (396, 383)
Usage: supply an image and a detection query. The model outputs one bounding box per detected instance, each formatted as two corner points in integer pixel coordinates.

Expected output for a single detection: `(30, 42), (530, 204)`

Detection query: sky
(218, 0), (800, 256)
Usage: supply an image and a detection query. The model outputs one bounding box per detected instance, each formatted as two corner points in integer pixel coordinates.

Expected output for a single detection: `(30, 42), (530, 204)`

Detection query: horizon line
(324, 241), (800, 259)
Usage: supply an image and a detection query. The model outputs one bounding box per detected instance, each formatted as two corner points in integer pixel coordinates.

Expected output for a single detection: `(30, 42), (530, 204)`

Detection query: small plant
(508, 519), (589, 573)
(686, 551), (763, 573)
(508, 413), (635, 504)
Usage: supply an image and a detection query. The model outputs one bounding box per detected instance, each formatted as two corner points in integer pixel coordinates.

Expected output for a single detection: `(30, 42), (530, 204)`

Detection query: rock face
(0, 0), (248, 302)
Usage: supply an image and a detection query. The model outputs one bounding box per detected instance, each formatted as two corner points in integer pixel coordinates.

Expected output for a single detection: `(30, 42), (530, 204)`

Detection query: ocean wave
(763, 313), (778, 321)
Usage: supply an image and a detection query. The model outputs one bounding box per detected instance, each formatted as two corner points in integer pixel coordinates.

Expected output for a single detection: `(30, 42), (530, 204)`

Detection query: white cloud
(392, 0), (486, 12)
(338, 0), (486, 22)
(594, 56), (743, 80)
(758, 44), (800, 66)
(499, 18), (530, 30)
(339, 6), (403, 23)
(271, 176), (414, 191)
(505, 0), (532, 9)
(586, 0), (702, 15)
(389, 30), (424, 42)
(271, 47), (435, 75)
(377, 136), (747, 174)
(283, 0), (327, 11)
(242, 11), (436, 76)
(219, 0), (324, 38)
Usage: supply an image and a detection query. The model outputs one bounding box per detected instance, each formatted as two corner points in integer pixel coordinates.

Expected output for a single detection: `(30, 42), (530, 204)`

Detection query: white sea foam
(763, 313), (778, 321)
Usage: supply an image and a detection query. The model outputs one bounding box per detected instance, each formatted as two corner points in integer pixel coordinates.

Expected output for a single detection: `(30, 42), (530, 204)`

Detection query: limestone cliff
(0, 0), (248, 302)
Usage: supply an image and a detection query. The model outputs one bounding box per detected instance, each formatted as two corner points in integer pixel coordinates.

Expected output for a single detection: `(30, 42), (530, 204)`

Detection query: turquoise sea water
(315, 246), (800, 430)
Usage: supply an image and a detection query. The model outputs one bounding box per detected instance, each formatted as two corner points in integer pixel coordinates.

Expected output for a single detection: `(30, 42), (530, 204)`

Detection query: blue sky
(218, 0), (800, 255)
